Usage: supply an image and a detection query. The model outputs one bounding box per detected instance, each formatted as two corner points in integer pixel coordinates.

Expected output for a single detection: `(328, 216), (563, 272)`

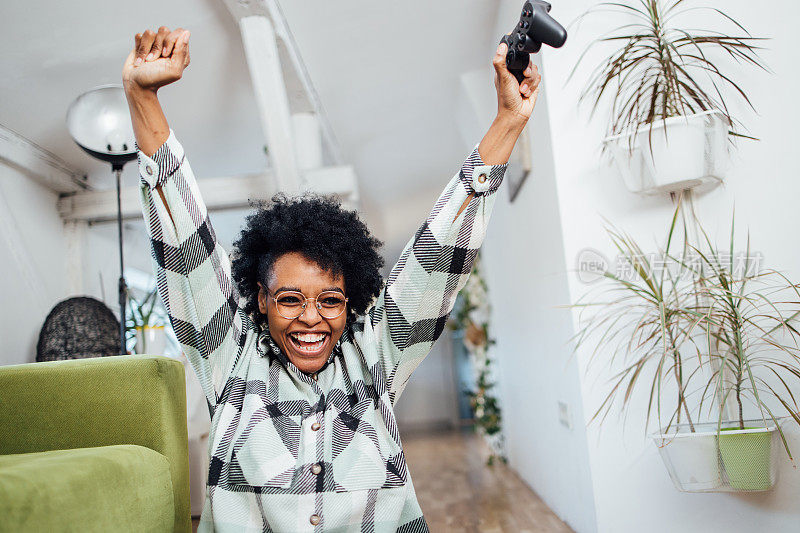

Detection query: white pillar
(292, 112), (323, 172)
(238, 15), (300, 194)
(63, 219), (87, 294)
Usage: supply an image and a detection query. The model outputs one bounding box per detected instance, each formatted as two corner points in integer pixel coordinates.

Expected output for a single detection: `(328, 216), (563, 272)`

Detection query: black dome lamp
(66, 84), (138, 355)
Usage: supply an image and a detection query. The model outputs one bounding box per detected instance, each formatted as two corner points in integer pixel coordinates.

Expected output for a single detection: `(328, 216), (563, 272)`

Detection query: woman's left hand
(493, 42), (541, 125)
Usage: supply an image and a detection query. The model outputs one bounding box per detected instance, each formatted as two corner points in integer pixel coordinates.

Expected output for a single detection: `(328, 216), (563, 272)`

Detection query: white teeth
(291, 332), (326, 343)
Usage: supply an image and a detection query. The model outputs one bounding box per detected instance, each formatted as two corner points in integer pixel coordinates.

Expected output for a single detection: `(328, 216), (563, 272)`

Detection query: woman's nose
(297, 301), (322, 324)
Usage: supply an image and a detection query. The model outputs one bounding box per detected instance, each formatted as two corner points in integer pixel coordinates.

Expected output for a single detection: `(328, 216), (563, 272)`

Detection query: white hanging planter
(651, 419), (781, 493)
(603, 110), (731, 195)
(134, 325), (168, 356)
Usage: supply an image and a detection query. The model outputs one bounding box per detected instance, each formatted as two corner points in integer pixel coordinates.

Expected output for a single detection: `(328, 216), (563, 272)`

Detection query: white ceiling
(1, 0), (502, 252)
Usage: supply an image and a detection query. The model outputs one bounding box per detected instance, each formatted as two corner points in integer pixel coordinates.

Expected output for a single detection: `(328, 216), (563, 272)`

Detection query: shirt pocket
(330, 398), (407, 492)
(228, 414), (302, 489)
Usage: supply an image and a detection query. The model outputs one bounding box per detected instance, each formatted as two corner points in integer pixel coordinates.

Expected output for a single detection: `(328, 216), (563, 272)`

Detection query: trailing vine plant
(450, 255), (506, 465)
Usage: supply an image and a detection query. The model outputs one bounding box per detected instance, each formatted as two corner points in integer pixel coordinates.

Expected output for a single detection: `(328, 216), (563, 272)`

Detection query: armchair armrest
(0, 355), (191, 533)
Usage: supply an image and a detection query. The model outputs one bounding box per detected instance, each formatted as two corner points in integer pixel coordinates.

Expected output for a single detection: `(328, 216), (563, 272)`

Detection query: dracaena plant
(570, 0), (768, 140)
(571, 201), (701, 434)
(572, 198), (800, 459)
(683, 217), (800, 456)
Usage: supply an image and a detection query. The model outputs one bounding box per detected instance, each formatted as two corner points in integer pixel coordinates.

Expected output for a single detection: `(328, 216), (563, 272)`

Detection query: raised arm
(123, 27), (252, 412)
(360, 42), (541, 404)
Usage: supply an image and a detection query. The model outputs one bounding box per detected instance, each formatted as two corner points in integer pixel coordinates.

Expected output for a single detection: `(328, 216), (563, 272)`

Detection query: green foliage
(466, 359), (504, 436)
(571, 0), (768, 140)
(572, 197), (800, 461)
(450, 256), (506, 465)
(125, 287), (166, 351)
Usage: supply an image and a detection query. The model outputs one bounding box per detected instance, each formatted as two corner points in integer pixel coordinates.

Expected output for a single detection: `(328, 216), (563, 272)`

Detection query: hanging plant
(572, 199), (800, 492)
(570, 1), (770, 195)
(571, 0), (768, 141)
(450, 255), (506, 465)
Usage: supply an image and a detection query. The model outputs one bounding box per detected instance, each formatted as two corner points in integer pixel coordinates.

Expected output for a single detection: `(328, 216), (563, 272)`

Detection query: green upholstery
(0, 445), (174, 531)
(0, 355), (191, 532)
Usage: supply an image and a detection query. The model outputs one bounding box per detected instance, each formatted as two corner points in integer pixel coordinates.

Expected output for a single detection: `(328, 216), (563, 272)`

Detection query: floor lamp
(66, 84), (137, 355)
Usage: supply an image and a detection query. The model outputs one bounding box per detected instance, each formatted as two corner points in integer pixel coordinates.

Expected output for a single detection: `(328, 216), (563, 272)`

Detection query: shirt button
(311, 463), (322, 475)
(145, 165), (154, 176)
(477, 172), (487, 183)
(309, 514), (320, 526)
(311, 422), (321, 431)
(311, 372), (318, 381)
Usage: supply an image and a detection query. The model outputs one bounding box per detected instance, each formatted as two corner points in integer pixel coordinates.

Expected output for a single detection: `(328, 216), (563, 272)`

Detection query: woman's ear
(257, 282), (267, 314)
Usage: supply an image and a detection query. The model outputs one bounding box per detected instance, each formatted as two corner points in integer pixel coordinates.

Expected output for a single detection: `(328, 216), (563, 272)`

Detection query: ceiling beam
(57, 166), (358, 223)
(237, 14), (301, 193)
(262, 0), (343, 165)
(218, 0), (357, 203)
(221, 0), (344, 165)
(304, 165), (358, 202)
(0, 123), (89, 193)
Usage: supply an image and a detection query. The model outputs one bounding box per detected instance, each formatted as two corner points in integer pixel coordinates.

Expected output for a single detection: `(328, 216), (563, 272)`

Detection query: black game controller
(501, 1), (568, 83)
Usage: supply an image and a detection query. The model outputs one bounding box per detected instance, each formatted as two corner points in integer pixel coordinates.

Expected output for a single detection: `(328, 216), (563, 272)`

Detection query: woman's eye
(278, 296), (301, 305)
(321, 297), (344, 306)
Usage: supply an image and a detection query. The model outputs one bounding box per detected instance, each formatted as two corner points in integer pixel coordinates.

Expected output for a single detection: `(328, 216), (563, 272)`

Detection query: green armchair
(0, 355), (191, 532)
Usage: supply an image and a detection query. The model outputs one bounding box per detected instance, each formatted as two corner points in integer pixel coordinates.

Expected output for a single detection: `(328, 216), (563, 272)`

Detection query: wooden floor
(192, 427), (572, 532)
(404, 427), (573, 533)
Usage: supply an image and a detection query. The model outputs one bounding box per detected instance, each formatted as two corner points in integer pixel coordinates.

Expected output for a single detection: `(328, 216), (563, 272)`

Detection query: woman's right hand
(122, 27), (191, 94)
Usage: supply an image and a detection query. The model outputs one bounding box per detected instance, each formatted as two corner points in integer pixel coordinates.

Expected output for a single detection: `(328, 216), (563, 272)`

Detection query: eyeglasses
(270, 290), (349, 320)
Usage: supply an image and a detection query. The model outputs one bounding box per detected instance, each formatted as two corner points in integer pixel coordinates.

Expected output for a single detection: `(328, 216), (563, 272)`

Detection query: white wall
(0, 167), (70, 365)
(481, 123), (599, 533)
(533, 1), (800, 531)
(394, 335), (459, 432)
(80, 220), (154, 309)
(0, 159), (170, 367)
(456, 21), (598, 530)
(378, 193), (461, 432)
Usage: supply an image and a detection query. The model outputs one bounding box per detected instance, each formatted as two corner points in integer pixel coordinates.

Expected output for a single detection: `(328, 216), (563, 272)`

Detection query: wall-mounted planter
(603, 110), (731, 196)
(651, 420), (780, 493)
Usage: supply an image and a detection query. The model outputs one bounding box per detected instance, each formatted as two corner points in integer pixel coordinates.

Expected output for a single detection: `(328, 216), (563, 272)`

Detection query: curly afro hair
(230, 193), (384, 330)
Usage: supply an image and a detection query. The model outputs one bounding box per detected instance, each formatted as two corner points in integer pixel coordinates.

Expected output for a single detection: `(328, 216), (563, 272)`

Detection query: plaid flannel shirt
(137, 129), (507, 533)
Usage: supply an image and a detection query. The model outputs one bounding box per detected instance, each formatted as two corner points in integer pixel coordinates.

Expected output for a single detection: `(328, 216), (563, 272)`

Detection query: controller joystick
(501, 1), (567, 84)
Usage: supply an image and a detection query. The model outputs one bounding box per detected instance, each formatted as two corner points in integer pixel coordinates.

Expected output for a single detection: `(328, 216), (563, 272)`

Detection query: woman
(123, 25), (539, 533)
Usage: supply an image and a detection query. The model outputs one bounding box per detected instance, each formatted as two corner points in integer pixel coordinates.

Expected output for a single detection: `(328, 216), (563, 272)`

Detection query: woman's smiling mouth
(287, 331), (330, 357)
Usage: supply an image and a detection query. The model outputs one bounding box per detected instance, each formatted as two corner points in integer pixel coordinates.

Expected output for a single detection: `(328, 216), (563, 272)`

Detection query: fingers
(162, 27), (185, 58)
(519, 59), (541, 98)
(147, 27), (169, 61)
(172, 30), (191, 68)
(135, 29), (156, 66)
(133, 27), (190, 68)
(492, 42), (509, 77)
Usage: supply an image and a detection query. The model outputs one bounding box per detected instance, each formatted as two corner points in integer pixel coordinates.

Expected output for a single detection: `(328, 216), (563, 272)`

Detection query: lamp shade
(66, 84), (137, 170)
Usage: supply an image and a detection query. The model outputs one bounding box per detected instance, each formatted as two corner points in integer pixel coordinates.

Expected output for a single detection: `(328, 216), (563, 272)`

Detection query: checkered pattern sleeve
(136, 129), (251, 409)
(365, 145), (507, 405)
